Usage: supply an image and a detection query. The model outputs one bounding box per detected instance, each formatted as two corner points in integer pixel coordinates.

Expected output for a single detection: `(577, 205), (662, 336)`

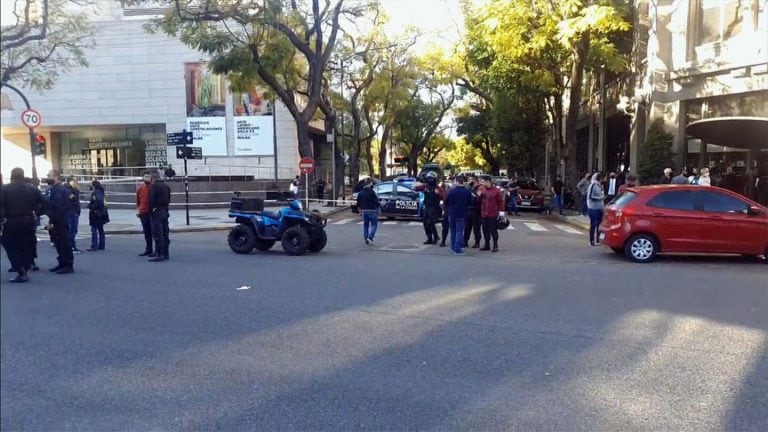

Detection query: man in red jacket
(477, 175), (505, 252)
(136, 171), (154, 256)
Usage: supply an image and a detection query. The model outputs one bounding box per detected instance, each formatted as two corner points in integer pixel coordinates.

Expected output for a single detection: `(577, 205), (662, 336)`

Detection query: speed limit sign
(21, 109), (42, 128)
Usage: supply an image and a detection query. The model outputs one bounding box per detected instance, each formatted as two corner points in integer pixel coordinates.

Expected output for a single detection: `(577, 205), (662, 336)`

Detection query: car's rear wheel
(624, 234), (658, 263)
(281, 226), (310, 256)
(228, 225), (256, 254)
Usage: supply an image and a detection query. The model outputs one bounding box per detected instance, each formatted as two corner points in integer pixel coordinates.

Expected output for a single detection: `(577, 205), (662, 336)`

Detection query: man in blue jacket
(444, 175), (473, 255)
(46, 170), (75, 274)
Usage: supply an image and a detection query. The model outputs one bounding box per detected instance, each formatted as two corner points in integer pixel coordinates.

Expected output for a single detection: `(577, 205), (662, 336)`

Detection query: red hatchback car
(599, 185), (768, 263)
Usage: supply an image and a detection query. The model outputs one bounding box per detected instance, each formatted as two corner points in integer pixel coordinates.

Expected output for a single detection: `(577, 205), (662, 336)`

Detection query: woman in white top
(697, 168), (711, 186)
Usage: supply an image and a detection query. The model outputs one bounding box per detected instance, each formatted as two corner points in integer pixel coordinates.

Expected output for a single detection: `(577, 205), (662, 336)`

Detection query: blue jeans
(580, 195), (588, 215)
(362, 210), (378, 241)
(552, 194), (563, 215)
(91, 224), (105, 250)
(588, 208), (604, 244)
(68, 213), (79, 249)
(507, 196), (518, 214)
(449, 215), (466, 253)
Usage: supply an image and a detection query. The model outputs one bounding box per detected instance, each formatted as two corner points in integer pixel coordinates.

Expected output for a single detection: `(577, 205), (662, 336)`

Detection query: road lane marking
(506, 224), (516, 230)
(408, 221), (422, 226)
(383, 221), (398, 225)
(555, 224), (582, 234)
(524, 222), (548, 232)
(333, 218), (353, 225)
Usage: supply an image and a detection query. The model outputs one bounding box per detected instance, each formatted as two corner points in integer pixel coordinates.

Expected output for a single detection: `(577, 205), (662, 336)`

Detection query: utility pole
(1, 82), (38, 182)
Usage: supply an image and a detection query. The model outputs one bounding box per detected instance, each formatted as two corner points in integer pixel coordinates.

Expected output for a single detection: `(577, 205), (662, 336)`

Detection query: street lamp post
(1, 82), (38, 181)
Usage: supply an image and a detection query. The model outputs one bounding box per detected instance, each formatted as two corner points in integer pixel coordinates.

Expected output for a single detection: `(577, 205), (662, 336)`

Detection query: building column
(676, 100), (688, 170)
(629, 106), (645, 174)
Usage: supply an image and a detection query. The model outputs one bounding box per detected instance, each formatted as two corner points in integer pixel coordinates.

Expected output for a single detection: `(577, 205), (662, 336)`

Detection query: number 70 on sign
(21, 109), (42, 128)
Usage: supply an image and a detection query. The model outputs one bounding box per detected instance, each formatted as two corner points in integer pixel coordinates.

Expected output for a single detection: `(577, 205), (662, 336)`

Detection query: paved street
(1, 210), (766, 430)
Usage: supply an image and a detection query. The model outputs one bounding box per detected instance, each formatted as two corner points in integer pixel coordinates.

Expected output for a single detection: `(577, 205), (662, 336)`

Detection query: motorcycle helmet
(496, 215), (510, 230)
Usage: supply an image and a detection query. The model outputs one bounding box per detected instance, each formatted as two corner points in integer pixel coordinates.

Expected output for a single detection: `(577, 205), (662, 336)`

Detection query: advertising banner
(187, 117), (227, 156)
(185, 62), (227, 156)
(234, 116), (274, 156)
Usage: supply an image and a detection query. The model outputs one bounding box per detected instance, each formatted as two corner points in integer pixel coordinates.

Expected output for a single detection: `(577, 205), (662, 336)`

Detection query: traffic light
(33, 135), (46, 156)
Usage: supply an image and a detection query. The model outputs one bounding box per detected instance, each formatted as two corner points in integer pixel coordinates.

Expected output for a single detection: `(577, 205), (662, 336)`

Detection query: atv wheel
(228, 225), (256, 254)
(281, 226), (310, 256)
(308, 230), (328, 252)
(254, 239), (276, 251)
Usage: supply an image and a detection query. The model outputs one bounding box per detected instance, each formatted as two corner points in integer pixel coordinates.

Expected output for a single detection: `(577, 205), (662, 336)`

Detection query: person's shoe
(480, 245), (490, 251)
(423, 240), (433, 245)
(365, 238), (371, 246)
(162, 255), (169, 260)
(98, 247), (105, 251)
(452, 250), (467, 256)
(434, 235), (440, 244)
(147, 252), (157, 258)
(492, 245), (499, 253)
(368, 238), (375, 246)
(55, 267), (74, 274)
(8, 268), (17, 273)
(73, 248), (83, 254)
(86, 247), (99, 252)
(471, 243), (480, 249)
(590, 241), (596, 246)
(49, 265), (63, 273)
(439, 242), (446, 247)
(148, 257), (166, 262)
(11, 273), (29, 283)
(139, 251), (152, 257)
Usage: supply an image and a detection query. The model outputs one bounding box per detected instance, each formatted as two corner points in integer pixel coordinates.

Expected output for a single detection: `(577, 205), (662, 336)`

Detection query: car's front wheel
(624, 234), (658, 263)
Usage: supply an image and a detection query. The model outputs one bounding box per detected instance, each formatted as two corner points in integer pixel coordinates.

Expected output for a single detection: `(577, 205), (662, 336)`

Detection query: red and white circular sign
(299, 157), (314, 174)
(21, 109), (42, 128)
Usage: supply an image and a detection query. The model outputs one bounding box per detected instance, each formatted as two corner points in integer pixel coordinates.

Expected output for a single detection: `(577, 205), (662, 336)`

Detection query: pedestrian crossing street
(328, 218), (584, 235)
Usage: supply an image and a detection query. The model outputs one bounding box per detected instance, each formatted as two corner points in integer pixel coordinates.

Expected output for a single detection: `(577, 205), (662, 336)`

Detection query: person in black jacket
(421, 173), (442, 245)
(1, 168), (46, 282)
(355, 179), (380, 246)
(148, 171), (171, 262)
(464, 175), (482, 249)
(45, 170), (75, 274)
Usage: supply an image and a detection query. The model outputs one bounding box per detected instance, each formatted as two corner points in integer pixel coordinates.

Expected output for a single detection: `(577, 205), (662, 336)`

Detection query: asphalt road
(2, 210), (766, 431)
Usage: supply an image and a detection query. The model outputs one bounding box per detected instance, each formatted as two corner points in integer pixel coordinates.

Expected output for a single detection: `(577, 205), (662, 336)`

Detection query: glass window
(699, 191), (749, 213)
(375, 184), (393, 196)
(646, 191), (696, 211)
(613, 191), (638, 209)
(698, 0), (759, 46)
(396, 185), (415, 194)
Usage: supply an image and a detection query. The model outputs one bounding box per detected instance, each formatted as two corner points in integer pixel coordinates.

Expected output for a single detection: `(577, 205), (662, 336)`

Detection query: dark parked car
(351, 181), (423, 219)
(599, 185), (768, 263)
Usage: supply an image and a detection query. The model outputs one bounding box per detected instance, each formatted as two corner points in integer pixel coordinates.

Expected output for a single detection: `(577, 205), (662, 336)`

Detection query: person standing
(671, 168), (689, 184)
(658, 168), (673, 184)
(46, 170), (75, 274)
(315, 177), (326, 202)
(438, 180), (451, 247)
(464, 175), (482, 249)
(136, 171), (154, 256)
(551, 175), (565, 215)
(87, 181), (109, 251)
(1, 168), (46, 283)
(576, 173), (591, 216)
(697, 168), (712, 186)
(148, 171), (171, 262)
(604, 172), (619, 203)
(289, 176), (300, 199)
(507, 177), (520, 216)
(421, 173), (442, 245)
(587, 173), (605, 247)
(66, 177), (82, 254)
(355, 179), (379, 246)
(445, 175), (473, 255)
(687, 167), (699, 184)
(618, 174), (637, 195)
(478, 175), (505, 252)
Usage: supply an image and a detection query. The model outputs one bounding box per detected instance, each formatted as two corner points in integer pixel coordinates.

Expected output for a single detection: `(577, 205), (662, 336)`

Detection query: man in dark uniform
(464, 175), (482, 249)
(46, 170), (75, 274)
(1, 168), (46, 282)
(421, 173), (442, 245)
(148, 170), (171, 262)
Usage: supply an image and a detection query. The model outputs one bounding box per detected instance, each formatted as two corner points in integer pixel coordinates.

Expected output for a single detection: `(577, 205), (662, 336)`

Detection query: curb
(558, 215), (590, 231)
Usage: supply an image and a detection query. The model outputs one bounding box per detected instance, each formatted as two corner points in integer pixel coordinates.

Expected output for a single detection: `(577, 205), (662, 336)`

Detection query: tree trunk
(564, 33), (590, 189)
(296, 120), (313, 158)
(365, 139), (374, 178)
(349, 110), (362, 184)
(407, 146), (419, 176)
(378, 125), (391, 178)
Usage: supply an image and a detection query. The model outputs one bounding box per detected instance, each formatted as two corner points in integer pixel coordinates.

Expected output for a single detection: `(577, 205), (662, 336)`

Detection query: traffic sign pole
(183, 129), (190, 226)
(298, 157), (315, 210)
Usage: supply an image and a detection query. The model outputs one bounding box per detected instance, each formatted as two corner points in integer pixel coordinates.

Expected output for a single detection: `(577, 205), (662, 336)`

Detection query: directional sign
(167, 131), (193, 146)
(299, 157), (314, 174)
(175, 146), (203, 160)
(21, 109), (42, 128)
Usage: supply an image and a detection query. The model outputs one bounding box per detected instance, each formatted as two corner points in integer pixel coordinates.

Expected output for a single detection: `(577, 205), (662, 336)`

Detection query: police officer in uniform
(421, 172), (442, 245)
(1, 168), (46, 282)
(464, 175), (482, 249)
(148, 170), (172, 262)
(46, 170), (75, 274)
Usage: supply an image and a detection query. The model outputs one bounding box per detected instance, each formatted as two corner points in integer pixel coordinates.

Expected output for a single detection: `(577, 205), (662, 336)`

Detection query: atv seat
(258, 210), (281, 221)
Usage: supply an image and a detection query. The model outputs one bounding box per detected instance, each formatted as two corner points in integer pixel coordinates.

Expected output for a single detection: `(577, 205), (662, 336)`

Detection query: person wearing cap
(1, 167), (46, 283)
(477, 175), (505, 252)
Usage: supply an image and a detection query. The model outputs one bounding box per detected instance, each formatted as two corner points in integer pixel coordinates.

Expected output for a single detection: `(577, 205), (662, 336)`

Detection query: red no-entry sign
(299, 157), (314, 174)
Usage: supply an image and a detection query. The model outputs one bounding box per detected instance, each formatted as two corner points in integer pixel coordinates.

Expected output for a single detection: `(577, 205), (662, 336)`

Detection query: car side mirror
(748, 206), (766, 216)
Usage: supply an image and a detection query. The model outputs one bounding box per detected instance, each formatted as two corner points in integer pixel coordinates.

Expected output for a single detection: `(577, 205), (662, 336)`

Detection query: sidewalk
(65, 202), (347, 235)
(558, 213), (590, 231)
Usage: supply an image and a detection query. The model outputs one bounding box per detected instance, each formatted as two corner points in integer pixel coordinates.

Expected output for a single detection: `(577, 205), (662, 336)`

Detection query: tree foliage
(637, 119), (675, 185)
(1, 0), (95, 89)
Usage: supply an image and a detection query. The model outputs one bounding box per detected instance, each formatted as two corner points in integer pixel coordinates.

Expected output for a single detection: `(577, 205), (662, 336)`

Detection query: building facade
(1, 1), (331, 182)
(578, 0), (768, 187)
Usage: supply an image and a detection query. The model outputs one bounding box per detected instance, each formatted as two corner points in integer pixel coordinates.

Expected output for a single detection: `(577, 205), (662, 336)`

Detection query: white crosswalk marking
(357, 221), (364, 225)
(555, 224), (582, 234)
(333, 218), (353, 225)
(524, 222), (548, 232)
(506, 224), (516, 230)
(383, 221), (398, 225)
(408, 221), (422, 226)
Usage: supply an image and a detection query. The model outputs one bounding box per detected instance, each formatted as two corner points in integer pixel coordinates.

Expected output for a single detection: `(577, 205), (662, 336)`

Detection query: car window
(613, 191), (638, 209)
(375, 184), (393, 196)
(646, 190), (696, 211)
(517, 180), (538, 190)
(699, 191), (748, 213)
(395, 185), (415, 194)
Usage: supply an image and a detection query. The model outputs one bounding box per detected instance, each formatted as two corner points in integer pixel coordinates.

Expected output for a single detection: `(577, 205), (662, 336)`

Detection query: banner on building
(233, 116), (274, 156)
(187, 117), (227, 156)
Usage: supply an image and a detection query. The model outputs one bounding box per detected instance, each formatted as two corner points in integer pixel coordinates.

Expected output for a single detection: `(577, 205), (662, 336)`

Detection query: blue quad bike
(227, 195), (328, 256)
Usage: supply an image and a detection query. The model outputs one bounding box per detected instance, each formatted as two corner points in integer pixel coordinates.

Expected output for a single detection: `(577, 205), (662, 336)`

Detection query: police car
(351, 179), (423, 219)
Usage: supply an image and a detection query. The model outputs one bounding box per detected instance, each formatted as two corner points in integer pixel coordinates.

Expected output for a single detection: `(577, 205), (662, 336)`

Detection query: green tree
(445, 137), (487, 172)
(637, 119), (674, 185)
(1, 0), (95, 89)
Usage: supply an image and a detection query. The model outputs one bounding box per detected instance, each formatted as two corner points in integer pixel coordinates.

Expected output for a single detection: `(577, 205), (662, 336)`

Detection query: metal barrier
(62, 165), (297, 181)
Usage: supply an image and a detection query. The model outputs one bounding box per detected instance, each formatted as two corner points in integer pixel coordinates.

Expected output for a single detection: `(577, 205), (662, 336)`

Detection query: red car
(599, 185), (768, 263)
(513, 178), (546, 212)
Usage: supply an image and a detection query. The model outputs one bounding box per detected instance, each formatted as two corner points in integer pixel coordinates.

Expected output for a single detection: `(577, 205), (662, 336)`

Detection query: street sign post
(299, 157), (314, 210)
(21, 109), (42, 128)
(168, 129), (196, 225)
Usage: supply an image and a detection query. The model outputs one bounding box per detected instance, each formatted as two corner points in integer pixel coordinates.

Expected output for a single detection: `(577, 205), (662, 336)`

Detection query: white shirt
(608, 178), (617, 195)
